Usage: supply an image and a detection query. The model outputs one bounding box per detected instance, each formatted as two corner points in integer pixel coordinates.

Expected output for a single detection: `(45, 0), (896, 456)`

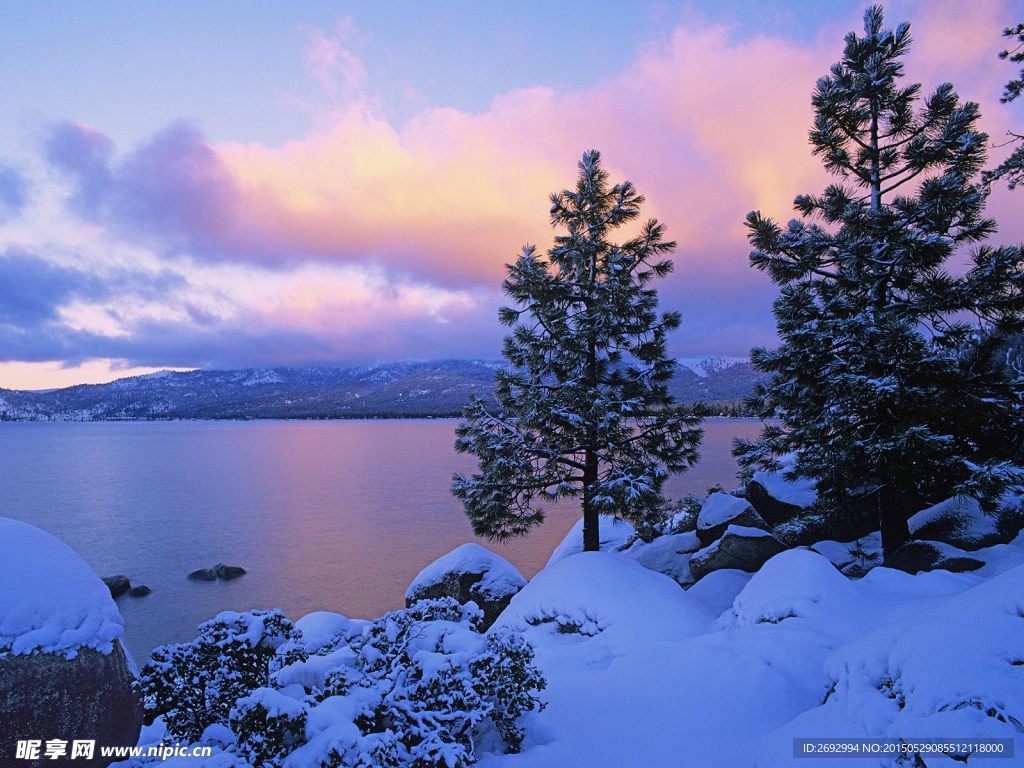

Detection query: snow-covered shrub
(139, 610), (306, 742)
(300, 598), (546, 764)
(230, 687), (308, 768)
(138, 600), (544, 767)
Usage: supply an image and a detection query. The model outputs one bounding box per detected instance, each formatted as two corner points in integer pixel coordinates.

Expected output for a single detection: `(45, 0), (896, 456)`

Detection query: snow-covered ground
(8, 512), (1024, 766)
(476, 532), (1024, 767)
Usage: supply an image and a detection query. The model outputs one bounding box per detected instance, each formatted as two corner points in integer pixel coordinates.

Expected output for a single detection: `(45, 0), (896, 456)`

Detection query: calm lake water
(0, 418), (762, 662)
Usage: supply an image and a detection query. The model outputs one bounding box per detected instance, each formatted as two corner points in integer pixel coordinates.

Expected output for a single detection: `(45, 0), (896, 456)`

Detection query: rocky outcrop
(689, 525), (786, 581)
(0, 642), (141, 767)
(696, 493), (769, 546)
(188, 567), (217, 581)
(406, 543), (526, 630)
(884, 540), (985, 575)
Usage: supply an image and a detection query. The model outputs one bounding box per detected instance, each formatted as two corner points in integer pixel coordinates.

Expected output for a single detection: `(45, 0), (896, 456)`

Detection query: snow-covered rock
(0, 518), (141, 764)
(884, 540), (985, 575)
(908, 495), (1003, 551)
(689, 525), (786, 581)
(747, 455), (817, 525)
(811, 532), (883, 577)
(405, 543), (526, 630)
(696, 492), (769, 545)
(0, 518), (124, 657)
(546, 515), (635, 566)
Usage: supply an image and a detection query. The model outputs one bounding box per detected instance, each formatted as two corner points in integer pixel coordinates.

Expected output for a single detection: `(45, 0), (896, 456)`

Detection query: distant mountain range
(0, 358), (764, 421)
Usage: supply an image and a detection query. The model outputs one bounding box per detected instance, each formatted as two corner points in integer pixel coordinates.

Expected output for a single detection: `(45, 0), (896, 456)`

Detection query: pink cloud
(212, 2), (1023, 281)
(30, 0), (1023, 383)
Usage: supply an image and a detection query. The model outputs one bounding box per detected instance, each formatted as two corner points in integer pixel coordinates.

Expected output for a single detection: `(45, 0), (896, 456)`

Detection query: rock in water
(127, 585), (151, 597)
(214, 563), (246, 580)
(0, 518), (141, 767)
(405, 543), (526, 630)
(689, 525), (786, 581)
(101, 575), (131, 598)
(696, 493), (769, 546)
(187, 567), (217, 581)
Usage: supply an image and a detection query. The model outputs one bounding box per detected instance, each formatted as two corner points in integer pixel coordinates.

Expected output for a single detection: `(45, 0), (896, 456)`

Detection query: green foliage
(735, 5), (1024, 554)
(139, 601), (545, 768)
(230, 690), (308, 768)
(984, 21), (1024, 190)
(138, 610), (305, 742)
(452, 150), (703, 549)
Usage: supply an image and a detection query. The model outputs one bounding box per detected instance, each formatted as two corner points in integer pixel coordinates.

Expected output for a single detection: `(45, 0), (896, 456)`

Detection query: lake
(0, 418), (763, 662)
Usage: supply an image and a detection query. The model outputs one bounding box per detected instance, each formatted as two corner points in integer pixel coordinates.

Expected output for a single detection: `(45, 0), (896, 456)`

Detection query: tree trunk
(879, 488), (911, 559)
(869, 102), (881, 211)
(582, 325), (600, 552)
(582, 452), (600, 552)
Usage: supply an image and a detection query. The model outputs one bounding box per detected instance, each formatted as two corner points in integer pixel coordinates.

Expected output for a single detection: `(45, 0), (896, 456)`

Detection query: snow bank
(405, 542), (526, 602)
(546, 515), (635, 566)
(757, 562), (1024, 765)
(493, 552), (713, 650)
(622, 532), (700, 586)
(685, 568), (752, 617)
(477, 531), (1024, 767)
(0, 517), (123, 658)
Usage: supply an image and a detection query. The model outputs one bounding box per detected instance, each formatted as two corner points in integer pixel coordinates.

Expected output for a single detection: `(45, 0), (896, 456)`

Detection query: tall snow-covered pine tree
(452, 151), (703, 552)
(735, 6), (1024, 556)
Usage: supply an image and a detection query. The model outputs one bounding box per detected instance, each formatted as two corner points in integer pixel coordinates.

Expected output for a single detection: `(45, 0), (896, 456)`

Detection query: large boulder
(696, 493), (769, 546)
(884, 540), (985, 575)
(405, 543), (527, 630)
(689, 525), (786, 581)
(745, 456), (817, 526)
(0, 518), (141, 767)
(908, 496), (1002, 551)
(1, 645), (140, 767)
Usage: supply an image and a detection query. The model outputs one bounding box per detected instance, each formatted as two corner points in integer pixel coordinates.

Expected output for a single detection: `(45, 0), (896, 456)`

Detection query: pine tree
(452, 151), (703, 552)
(984, 21), (1024, 190)
(734, 5), (1024, 557)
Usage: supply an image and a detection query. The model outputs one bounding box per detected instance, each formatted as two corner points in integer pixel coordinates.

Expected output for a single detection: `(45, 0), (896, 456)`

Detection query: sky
(0, 1), (1021, 390)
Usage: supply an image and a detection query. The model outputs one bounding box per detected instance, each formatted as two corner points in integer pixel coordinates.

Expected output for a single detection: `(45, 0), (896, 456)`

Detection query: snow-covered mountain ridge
(0, 358), (761, 421)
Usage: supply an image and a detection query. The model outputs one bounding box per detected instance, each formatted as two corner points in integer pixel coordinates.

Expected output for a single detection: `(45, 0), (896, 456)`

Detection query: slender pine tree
(452, 151), (703, 552)
(735, 5), (1024, 556)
